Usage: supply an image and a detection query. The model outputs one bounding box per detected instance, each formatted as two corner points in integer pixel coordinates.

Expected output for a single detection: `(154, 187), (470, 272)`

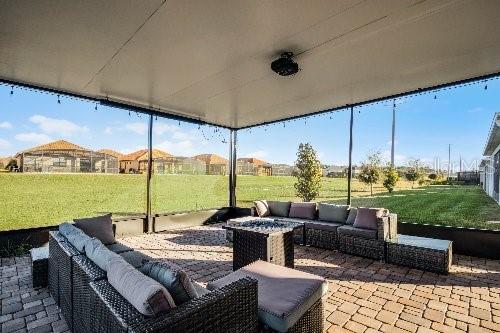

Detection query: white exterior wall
(484, 144), (500, 204)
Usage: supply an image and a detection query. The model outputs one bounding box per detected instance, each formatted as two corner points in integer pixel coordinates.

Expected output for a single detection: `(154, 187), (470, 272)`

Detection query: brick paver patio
(2, 224), (500, 333)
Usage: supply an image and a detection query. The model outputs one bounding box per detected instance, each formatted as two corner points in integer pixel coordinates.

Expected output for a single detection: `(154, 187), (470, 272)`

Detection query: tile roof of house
(237, 157), (269, 166)
(98, 149), (124, 159)
(193, 154), (229, 165)
(120, 149), (172, 161)
(0, 156), (12, 166)
(19, 140), (89, 155)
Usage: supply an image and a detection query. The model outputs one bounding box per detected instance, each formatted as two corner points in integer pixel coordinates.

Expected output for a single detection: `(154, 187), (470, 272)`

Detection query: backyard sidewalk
(1, 224), (500, 332)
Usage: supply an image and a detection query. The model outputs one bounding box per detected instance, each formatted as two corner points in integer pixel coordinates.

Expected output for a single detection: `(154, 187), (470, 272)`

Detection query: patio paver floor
(2, 224), (500, 332)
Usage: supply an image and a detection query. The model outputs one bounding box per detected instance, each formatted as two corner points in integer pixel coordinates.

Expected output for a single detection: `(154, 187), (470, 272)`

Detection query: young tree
(383, 166), (399, 193)
(357, 152), (382, 196)
(294, 143), (323, 201)
(405, 159), (424, 188)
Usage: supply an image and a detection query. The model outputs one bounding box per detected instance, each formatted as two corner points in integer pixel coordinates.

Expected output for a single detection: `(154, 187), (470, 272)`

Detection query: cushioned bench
(207, 260), (328, 333)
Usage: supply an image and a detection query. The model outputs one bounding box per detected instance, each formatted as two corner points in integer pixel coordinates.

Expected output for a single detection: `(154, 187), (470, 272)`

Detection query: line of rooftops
(3, 139), (295, 176)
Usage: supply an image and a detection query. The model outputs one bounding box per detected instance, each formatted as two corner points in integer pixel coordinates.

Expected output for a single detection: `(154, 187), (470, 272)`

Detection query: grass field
(0, 173), (498, 231)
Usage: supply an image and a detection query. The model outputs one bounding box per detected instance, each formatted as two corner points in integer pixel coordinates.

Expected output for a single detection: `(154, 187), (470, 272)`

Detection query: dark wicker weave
(232, 228), (295, 271)
(338, 214), (395, 261)
(48, 231), (81, 331)
(306, 228), (338, 250)
(386, 235), (452, 274)
(338, 234), (385, 260)
(89, 277), (259, 333)
(72, 254), (106, 333)
(259, 298), (324, 333)
(48, 231), (62, 304)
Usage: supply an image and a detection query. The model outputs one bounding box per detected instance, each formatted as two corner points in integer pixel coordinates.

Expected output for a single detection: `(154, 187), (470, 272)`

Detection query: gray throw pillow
(74, 213), (115, 245)
(353, 208), (384, 230)
(108, 259), (176, 316)
(140, 261), (198, 306)
(289, 202), (316, 219)
(267, 201), (291, 217)
(59, 222), (91, 253)
(254, 200), (270, 217)
(85, 238), (122, 271)
(345, 208), (357, 225)
(318, 203), (349, 223)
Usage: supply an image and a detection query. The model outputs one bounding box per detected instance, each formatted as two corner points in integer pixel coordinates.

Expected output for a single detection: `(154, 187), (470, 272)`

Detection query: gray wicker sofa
(49, 228), (259, 333)
(228, 201), (397, 260)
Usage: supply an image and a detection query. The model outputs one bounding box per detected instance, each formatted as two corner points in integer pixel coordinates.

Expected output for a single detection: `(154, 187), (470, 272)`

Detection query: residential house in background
(193, 154), (228, 175)
(119, 149), (172, 174)
(159, 156), (206, 175)
(323, 165), (356, 178)
(15, 140), (119, 173)
(0, 156), (13, 169)
(237, 157), (272, 176)
(481, 112), (500, 203)
(271, 164), (297, 176)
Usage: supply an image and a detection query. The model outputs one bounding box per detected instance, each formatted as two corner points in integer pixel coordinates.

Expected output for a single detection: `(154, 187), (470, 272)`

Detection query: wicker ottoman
(386, 234), (452, 274)
(30, 247), (49, 288)
(207, 260), (328, 333)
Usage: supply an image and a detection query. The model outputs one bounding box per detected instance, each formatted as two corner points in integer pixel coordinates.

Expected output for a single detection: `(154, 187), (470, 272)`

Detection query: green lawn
(328, 186), (500, 230)
(0, 173), (498, 231)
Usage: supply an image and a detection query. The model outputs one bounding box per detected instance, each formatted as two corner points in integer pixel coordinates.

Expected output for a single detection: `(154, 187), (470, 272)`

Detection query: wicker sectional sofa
(48, 230), (259, 333)
(228, 201), (398, 261)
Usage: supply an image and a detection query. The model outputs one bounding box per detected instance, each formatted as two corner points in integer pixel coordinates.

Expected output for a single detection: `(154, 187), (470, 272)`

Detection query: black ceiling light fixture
(271, 52), (299, 76)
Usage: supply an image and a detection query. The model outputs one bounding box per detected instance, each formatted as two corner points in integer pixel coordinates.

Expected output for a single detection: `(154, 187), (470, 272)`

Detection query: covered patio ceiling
(1, 0), (500, 129)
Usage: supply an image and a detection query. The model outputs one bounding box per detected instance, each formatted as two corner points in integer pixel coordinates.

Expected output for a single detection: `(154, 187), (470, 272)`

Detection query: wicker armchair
(89, 277), (259, 333)
(338, 213), (398, 260)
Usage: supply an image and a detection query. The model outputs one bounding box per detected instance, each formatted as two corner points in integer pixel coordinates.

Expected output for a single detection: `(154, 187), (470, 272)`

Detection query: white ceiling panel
(1, 0), (499, 128)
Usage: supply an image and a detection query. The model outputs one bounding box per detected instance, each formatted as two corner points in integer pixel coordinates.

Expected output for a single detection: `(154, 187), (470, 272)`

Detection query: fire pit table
(223, 220), (304, 271)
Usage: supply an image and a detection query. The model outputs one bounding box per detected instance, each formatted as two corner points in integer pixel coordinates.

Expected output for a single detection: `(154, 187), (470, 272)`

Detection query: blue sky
(0, 79), (498, 171)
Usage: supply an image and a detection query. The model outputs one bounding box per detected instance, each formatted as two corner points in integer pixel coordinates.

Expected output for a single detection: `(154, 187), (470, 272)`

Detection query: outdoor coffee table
(386, 234), (452, 274)
(223, 220), (304, 271)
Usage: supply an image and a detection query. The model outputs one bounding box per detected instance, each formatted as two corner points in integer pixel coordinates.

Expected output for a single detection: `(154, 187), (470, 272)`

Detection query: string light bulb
(484, 84), (488, 90)
(57, 95), (61, 104)
(94, 102), (98, 111)
(10, 86), (14, 95)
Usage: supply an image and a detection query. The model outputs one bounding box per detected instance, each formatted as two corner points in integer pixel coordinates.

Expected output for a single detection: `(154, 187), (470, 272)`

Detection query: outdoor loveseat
(48, 219), (258, 333)
(227, 201), (398, 260)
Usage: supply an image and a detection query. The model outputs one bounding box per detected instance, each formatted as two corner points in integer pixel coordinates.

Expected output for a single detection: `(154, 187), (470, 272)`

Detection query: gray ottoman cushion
(207, 260), (328, 332)
(337, 225), (377, 239)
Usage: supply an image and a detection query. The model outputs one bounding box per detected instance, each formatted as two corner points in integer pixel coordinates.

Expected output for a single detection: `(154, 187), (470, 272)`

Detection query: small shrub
(383, 167), (399, 193)
(0, 241), (31, 258)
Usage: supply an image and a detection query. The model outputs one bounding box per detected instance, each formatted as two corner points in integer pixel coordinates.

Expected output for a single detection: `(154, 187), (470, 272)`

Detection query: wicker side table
(30, 247), (49, 288)
(386, 235), (452, 274)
